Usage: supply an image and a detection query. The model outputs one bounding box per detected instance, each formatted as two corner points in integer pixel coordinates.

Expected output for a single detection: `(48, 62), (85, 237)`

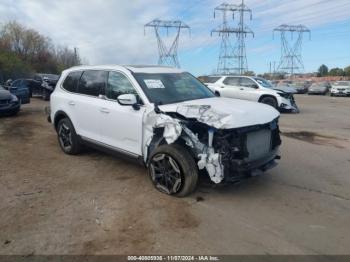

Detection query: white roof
(63, 64), (185, 74)
(125, 65), (185, 73)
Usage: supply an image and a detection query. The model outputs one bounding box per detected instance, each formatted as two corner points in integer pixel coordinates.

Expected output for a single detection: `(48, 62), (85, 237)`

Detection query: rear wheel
(148, 144), (198, 197)
(57, 118), (81, 155)
(260, 96), (278, 109)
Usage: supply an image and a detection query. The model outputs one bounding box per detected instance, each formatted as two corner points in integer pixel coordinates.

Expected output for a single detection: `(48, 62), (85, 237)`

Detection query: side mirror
(117, 94), (137, 106)
(251, 84), (259, 89)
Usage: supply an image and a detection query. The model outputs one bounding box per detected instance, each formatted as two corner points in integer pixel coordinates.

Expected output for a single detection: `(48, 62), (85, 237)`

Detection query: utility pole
(144, 19), (190, 68)
(211, 1), (254, 75)
(273, 24), (311, 78)
(74, 47), (78, 66)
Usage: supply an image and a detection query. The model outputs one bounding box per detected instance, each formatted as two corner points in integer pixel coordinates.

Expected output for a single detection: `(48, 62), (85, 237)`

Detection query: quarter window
(223, 77), (240, 86)
(106, 71), (137, 100)
(78, 70), (107, 96)
(62, 71), (82, 93)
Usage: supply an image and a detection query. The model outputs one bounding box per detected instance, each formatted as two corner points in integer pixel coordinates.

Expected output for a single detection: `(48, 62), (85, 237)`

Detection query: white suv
(204, 76), (299, 113)
(330, 81), (350, 96)
(49, 65), (281, 196)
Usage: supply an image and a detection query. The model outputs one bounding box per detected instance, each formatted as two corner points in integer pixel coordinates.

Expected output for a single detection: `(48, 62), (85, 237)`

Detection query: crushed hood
(273, 86), (297, 94)
(159, 97), (279, 129)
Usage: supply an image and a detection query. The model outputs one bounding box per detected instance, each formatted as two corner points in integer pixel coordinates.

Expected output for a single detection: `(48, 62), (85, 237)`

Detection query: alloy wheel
(150, 153), (183, 195)
(58, 123), (72, 151)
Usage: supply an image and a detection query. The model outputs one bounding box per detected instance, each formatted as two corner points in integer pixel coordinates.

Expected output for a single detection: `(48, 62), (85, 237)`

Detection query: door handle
(220, 86), (225, 89)
(68, 101), (75, 106)
(100, 108), (110, 114)
(240, 88), (244, 90)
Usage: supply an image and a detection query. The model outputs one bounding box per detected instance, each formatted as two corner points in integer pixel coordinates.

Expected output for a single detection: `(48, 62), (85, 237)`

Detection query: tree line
(0, 21), (82, 83)
(317, 64), (350, 77)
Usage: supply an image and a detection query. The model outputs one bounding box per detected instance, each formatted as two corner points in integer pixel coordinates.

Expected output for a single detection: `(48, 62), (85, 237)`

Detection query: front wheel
(57, 118), (82, 155)
(148, 144), (198, 197)
(260, 96), (278, 109)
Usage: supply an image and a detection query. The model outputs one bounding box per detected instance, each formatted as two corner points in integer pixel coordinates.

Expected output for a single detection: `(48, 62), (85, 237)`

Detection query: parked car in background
(275, 81), (298, 94)
(33, 74), (60, 100)
(330, 81), (350, 96)
(308, 82), (330, 95)
(204, 75), (299, 113)
(5, 79), (31, 104)
(290, 82), (309, 94)
(0, 85), (21, 116)
(50, 65), (282, 196)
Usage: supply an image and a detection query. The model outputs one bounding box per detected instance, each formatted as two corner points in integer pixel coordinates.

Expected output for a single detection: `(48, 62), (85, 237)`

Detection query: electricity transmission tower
(211, 3), (238, 75)
(211, 1), (254, 75)
(235, 0), (254, 75)
(144, 19), (190, 68)
(273, 24), (311, 77)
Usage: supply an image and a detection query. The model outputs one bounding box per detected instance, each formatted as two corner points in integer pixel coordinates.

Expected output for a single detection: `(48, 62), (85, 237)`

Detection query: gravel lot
(0, 95), (349, 255)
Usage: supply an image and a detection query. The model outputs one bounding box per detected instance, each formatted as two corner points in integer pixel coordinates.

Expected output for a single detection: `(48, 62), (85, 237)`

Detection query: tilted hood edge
(158, 97), (280, 129)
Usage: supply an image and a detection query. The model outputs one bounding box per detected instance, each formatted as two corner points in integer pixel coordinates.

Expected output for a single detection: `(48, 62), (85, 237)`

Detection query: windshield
(253, 77), (273, 88)
(133, 72), (215, 105)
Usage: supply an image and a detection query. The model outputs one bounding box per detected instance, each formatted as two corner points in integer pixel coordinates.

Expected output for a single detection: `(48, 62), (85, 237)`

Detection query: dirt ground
(0, 95), (349, 255)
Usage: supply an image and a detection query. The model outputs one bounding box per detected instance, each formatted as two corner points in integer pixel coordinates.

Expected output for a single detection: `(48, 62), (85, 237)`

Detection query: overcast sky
(1, 0), (350, 75)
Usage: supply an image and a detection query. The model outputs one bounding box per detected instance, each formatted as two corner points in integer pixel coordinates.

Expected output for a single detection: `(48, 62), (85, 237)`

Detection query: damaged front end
(143, 104), (281, 184)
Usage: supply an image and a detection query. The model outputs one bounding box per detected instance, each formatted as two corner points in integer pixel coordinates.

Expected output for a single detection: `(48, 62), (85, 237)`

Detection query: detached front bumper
(224, 149), (280, 182)
(278, 96), (299, 113)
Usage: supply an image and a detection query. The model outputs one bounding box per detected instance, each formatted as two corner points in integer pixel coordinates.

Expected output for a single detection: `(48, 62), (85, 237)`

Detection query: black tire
(42, 89), (50, 101)
(260, 96), (278, 109)
(148, 144), (198, 197)
(57, 118), (81, 155)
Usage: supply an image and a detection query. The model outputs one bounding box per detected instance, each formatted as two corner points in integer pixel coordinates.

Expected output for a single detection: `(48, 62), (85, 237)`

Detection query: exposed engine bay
(144, 104), (281, 184)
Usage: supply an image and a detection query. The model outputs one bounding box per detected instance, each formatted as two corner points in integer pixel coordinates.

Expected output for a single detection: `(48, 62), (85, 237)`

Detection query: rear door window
(223, 77), (240, 86)
(62, 71), (82, 93)
(77, 70), (107, 96)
